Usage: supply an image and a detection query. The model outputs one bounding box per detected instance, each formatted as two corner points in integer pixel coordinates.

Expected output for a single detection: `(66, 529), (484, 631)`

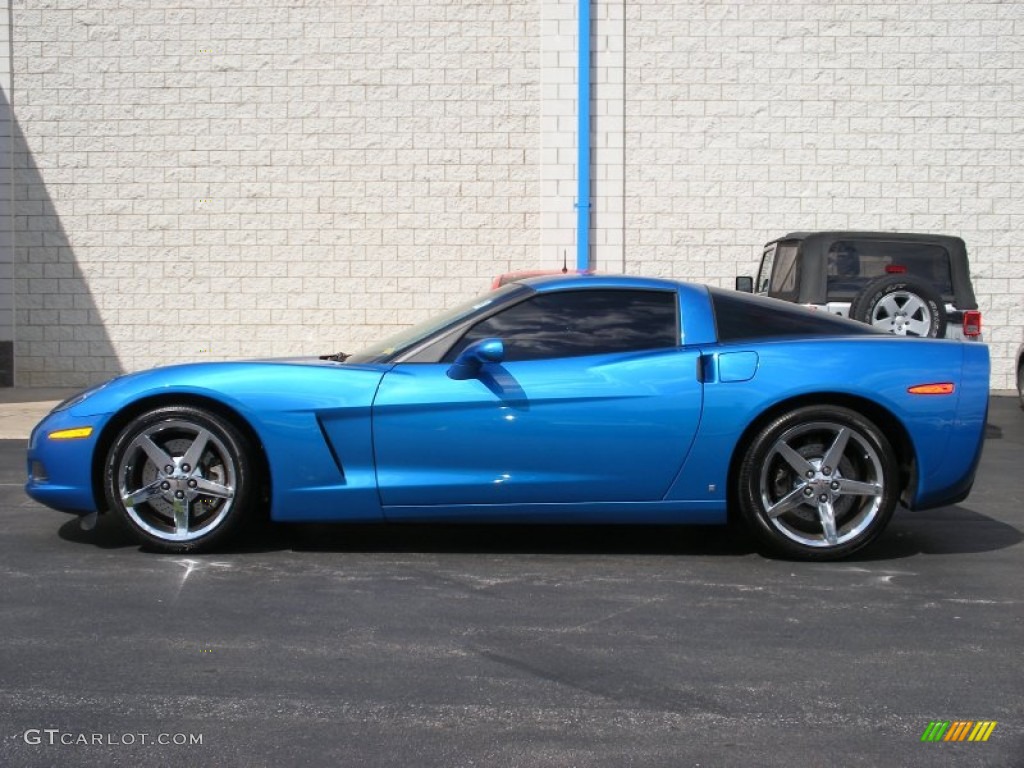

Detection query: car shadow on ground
(57, 504), (1021, 561)
(843, 507), (1023, 561)
(57, 513), (756, 557)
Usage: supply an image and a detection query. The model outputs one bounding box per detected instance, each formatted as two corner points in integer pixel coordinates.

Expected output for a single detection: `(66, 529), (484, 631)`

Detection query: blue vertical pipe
(576, 0), (591, 272)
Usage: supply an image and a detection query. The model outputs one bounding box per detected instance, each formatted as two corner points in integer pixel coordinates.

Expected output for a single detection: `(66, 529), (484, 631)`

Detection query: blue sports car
(26, 275), (990, 560)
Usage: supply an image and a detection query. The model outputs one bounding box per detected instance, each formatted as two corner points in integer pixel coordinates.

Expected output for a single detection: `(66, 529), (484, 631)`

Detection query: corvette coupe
(26, 275), (990, 560)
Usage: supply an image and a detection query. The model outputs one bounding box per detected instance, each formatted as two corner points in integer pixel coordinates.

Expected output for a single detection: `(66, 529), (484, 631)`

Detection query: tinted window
(711, 288), (879, 342)
(826, 240), (954, 298)
(762, 242), (800, 301)
(446, 289), (679, 362)
(756, 244), (776, 293)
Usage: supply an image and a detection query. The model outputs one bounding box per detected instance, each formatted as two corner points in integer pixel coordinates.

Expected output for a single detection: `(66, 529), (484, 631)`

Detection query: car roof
(767, 231), (967, 249)
(519, 273), (686, 292)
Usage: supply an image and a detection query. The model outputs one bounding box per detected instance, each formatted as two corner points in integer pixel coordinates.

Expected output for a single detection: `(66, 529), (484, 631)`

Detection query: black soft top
(764, 231), (978, 309)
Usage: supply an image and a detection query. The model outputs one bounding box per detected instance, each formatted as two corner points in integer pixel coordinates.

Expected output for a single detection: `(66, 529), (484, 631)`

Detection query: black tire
(1017, 361), (1024, 411)
(737, 405), (899, 561)
(104, 406), (256, 553)
(849, 275), (947, 338)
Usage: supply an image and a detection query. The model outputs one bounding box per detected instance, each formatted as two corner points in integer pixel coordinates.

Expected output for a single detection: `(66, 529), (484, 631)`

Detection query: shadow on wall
(8, 90), (122, 388)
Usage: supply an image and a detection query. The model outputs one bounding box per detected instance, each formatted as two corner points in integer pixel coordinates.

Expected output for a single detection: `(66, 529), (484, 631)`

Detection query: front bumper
(26, 409), (111, 514)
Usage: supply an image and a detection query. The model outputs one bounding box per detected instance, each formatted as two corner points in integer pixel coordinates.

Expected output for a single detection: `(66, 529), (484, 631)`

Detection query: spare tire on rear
(849, 275), (947, 338)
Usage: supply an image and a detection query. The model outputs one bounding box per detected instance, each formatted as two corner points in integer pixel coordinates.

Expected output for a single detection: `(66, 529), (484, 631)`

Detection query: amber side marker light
(48, 427), (94, 440)
(908, 383), (955, 395)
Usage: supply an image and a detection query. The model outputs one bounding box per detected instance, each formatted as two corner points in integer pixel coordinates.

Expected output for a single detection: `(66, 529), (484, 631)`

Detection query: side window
(756, 244), (777, 294)
(766, 243), (800, 302)
(445, 289), (679, 362)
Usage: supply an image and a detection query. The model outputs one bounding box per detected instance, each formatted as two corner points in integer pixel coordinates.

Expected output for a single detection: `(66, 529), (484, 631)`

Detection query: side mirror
(735, 276), (753, 293)
(446, 338), (505, 380)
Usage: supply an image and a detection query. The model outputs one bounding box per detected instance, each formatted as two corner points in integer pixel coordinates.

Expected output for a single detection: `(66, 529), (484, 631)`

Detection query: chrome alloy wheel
(116, 419), (237, 543)
(866, 290), (933, 336)
(758, 420), (885, 549)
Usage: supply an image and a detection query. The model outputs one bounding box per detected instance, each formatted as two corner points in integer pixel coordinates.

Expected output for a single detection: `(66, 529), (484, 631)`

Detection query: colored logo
(921, 721), (997, 742)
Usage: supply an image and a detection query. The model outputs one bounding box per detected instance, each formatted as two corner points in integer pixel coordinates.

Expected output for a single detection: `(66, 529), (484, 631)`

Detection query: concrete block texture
(9, 0), (1024, 389)
(617, 0), (1024, 389)
(11, 0), (542, 386)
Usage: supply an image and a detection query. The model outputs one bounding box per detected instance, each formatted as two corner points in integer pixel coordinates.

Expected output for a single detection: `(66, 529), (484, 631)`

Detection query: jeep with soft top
(736, 231), (982, 341)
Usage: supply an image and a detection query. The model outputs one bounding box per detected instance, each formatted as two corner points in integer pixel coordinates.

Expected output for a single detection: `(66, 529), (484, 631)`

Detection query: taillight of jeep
(962, 310), (982, 338)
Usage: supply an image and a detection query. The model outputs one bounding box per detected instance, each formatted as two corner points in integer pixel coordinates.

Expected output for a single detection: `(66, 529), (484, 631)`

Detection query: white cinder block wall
(10, 0), (1024, 389)
(12, 1), (542, 386)
(0, 3), (14, 384)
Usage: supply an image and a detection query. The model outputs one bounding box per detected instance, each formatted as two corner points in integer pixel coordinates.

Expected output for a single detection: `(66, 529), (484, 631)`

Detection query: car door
(371, 288), (704, 512)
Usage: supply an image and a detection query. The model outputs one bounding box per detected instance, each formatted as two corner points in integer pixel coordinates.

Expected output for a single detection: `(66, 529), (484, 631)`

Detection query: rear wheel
(737, 406), (899, 560)
(104, 406), (256, 553)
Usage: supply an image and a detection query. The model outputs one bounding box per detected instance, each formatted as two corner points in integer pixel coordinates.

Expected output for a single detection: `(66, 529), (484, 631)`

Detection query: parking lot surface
(1, 398), (1022, 767)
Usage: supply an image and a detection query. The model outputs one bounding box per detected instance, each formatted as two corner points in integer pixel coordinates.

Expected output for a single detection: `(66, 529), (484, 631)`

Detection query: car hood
(59, 358), (392, 419)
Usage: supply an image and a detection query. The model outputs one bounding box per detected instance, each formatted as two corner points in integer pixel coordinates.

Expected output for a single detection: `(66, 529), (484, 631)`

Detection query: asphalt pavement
(0, 398), (1021, 767)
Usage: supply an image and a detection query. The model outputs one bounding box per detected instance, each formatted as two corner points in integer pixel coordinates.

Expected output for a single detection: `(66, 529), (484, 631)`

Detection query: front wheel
(737, 406), (899, 560)
(104, 406), (256, 553)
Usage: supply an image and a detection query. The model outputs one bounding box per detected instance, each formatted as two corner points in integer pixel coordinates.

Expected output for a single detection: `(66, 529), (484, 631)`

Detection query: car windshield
(346, 283), (527, 364)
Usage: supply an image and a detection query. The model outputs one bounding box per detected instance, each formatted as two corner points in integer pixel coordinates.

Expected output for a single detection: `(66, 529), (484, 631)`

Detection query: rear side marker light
(962, 310), (982, 337)
(908, 383), (955, 395)
(48, 427), (94, 440)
